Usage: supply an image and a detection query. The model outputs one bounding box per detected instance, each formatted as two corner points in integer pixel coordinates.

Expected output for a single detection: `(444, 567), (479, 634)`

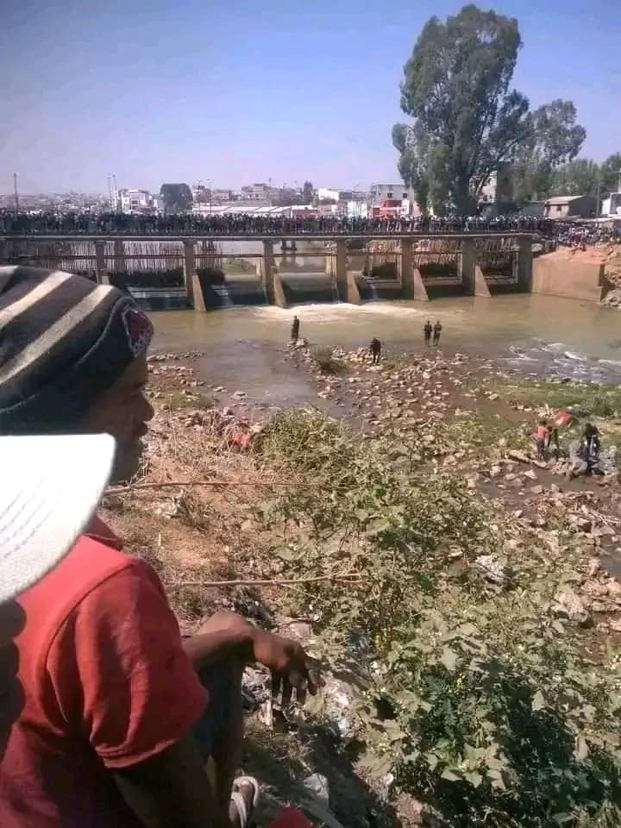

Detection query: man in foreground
(0, 266), (316, 828)
(0, 433), (115, 760)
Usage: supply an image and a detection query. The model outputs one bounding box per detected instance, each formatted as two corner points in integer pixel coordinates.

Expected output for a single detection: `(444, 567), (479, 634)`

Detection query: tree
(302, 181), (314, 205)
(549, 159), (600, 196)
(394, 5), (531, 214)
(393, 6), (586, 214)
(160, 183), (193, 214)
(512, 100), (586, 202)
(600, 153), (621, 194)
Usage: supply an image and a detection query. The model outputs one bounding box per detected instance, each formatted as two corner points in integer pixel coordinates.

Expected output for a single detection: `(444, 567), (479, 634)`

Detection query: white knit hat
(0, 433), (115, 603)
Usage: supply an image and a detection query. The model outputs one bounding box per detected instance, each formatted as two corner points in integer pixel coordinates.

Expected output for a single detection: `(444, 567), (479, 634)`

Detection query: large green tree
(512, 101), (586, 202)
(549, 159), (600, 196)
(600, 153), (621, 194)
(393, 5), (585, 214)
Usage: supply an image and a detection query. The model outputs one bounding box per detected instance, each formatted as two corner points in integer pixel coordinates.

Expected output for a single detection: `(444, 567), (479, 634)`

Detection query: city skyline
(2, 0), (620, 194)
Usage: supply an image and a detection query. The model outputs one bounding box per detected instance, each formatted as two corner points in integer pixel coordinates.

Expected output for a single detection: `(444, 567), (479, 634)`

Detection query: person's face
(81, 352), (154, 483)
(0, 601), (26, 759)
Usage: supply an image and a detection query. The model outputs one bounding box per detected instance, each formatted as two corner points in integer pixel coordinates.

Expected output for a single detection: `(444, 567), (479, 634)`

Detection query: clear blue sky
(2, 0), (620, 194)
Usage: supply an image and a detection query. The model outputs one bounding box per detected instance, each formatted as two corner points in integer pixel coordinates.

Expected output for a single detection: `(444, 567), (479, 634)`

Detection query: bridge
(0, 233), (533, 310)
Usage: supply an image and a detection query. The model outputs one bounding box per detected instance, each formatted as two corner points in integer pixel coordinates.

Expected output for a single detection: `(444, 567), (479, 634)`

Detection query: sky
(1, 0), (620, 194)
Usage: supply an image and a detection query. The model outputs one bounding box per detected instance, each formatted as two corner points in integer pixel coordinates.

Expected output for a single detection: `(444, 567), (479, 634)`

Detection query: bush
(309, 347), (347, 375)
(255, 410), (621, 827)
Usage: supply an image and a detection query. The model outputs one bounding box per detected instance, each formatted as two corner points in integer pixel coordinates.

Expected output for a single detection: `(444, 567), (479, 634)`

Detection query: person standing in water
(370, 337), (382, 365)
(424, 320), (432, 346)
(291, 315), (300, 343)
(433, 319), (443, 346)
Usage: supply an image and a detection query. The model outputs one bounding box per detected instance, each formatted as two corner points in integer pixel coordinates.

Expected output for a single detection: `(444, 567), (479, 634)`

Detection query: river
(149, 294), (621, 407)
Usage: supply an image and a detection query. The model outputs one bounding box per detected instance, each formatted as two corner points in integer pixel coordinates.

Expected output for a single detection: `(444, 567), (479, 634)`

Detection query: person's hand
(251, 629), (318, 706)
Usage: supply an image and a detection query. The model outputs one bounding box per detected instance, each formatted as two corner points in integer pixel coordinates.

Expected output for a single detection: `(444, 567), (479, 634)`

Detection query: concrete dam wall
(532, 254), (608, 302)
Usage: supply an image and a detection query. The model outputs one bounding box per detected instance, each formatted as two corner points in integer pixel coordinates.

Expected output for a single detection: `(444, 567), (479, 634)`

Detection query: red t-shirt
(0, 518), (207, 827)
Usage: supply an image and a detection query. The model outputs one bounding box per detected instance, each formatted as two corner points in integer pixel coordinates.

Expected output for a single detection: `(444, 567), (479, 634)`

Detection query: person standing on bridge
(291, 315), (300, 344)
(424, 320), (432, 346)
(433, 320), (443, 347)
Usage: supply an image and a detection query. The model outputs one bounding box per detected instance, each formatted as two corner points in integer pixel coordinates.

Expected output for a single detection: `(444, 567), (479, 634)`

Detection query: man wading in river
(424, 320), (432, 346)
(0, 266), (317, 828)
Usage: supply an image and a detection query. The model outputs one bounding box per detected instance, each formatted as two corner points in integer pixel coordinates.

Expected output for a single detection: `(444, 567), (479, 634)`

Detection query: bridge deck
(0, 233), (533, 242)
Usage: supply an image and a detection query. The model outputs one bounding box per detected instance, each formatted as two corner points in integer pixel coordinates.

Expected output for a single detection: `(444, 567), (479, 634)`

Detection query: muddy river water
(151, 295), (620, 404)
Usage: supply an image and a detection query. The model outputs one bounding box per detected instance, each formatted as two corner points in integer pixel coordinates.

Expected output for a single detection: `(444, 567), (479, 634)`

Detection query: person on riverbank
(291, 315), (300, 343)
(579, 423), (601, 473)
(0, 266), (317, 828)
(424, 320), (432, 346)
(370, 337), (382, 365)
(433, 320), (443, 346)
(536, 419), (550, 460)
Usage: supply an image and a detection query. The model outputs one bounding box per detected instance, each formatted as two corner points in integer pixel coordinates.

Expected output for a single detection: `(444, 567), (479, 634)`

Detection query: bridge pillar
(335, 240), (361, 304)
(183, 240), (206, 311)
(262, 241), (287, 308)
(460, 238), (476, 294)
(94, 241), (109, 284)
(401, 239), (428, 301)
(517, 236), (532, 292)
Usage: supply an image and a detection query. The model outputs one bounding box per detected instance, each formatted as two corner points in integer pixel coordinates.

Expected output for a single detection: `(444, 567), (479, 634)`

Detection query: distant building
(543, 195), (597, 219)
(241, 183), (280, 202)
(601, 192), (621, 217)
(370, 183), (415, 203)
(116, 189), (160, 214)
(480, 164), (513, 206)
(316, 188), (363, 204)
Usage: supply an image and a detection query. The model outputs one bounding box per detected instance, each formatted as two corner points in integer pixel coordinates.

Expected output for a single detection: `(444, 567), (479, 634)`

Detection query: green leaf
(441, 769), (461, 782)
(532, 690), (546, 712)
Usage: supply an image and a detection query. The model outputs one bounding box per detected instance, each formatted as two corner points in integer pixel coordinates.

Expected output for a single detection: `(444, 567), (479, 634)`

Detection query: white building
(370, 183), (415, 203)
(116, 189), (161, 214)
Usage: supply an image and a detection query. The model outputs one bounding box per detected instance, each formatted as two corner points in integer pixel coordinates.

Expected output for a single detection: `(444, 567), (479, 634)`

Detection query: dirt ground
(101, 346), (621, 826)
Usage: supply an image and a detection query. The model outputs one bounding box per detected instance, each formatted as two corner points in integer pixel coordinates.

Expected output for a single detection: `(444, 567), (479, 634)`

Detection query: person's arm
(113, 735), (221, 828)
(184, 611), (318, 705)
(47, 558), (217, 828)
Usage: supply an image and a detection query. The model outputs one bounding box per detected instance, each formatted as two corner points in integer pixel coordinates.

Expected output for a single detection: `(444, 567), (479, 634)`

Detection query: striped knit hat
(0, 267), (153, 433)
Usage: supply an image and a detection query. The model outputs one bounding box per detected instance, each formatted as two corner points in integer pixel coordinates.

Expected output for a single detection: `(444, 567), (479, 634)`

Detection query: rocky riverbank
(102, 345), (621, 828)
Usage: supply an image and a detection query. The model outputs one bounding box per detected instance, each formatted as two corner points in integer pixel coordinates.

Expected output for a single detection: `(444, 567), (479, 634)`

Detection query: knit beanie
(0, 267), (153, 433)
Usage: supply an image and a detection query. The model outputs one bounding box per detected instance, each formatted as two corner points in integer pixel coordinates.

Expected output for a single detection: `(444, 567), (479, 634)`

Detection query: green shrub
(255, 410), (621, 827)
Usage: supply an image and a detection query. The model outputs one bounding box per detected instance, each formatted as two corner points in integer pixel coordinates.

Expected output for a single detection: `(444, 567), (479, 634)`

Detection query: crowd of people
(0, 209), (560, 238)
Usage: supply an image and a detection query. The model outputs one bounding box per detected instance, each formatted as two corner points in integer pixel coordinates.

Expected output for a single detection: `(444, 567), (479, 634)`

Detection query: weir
(0, 233), (532, 311)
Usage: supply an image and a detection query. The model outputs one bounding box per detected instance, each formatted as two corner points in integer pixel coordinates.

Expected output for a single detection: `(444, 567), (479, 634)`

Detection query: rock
(303, 773), (330, 808)
(490, 465), (502, 478)
(233, 390), (246, 398)
(550, 484), (562, 494)
(606, 580), (621, 601)
(508, 449), (530, 464)
(475, 554), (512, 587)
(530, 485), (544, 495)
(487, 392), (500, 401)
(576, 518), (593, 533)
(587, 557), (601, 577)
(553, 586), (589, 625)
(523, 470), (538, 480)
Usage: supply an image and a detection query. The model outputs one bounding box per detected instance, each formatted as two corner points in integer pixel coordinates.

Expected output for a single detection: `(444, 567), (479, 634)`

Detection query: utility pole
(13, 173), (19, 214)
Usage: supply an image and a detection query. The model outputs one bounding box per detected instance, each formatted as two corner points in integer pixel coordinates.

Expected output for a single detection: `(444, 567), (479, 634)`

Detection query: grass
(489, 378), (621, 419)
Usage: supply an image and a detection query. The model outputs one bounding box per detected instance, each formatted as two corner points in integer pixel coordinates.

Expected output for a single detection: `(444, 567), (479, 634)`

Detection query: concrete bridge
(0, 233), (533, 310)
